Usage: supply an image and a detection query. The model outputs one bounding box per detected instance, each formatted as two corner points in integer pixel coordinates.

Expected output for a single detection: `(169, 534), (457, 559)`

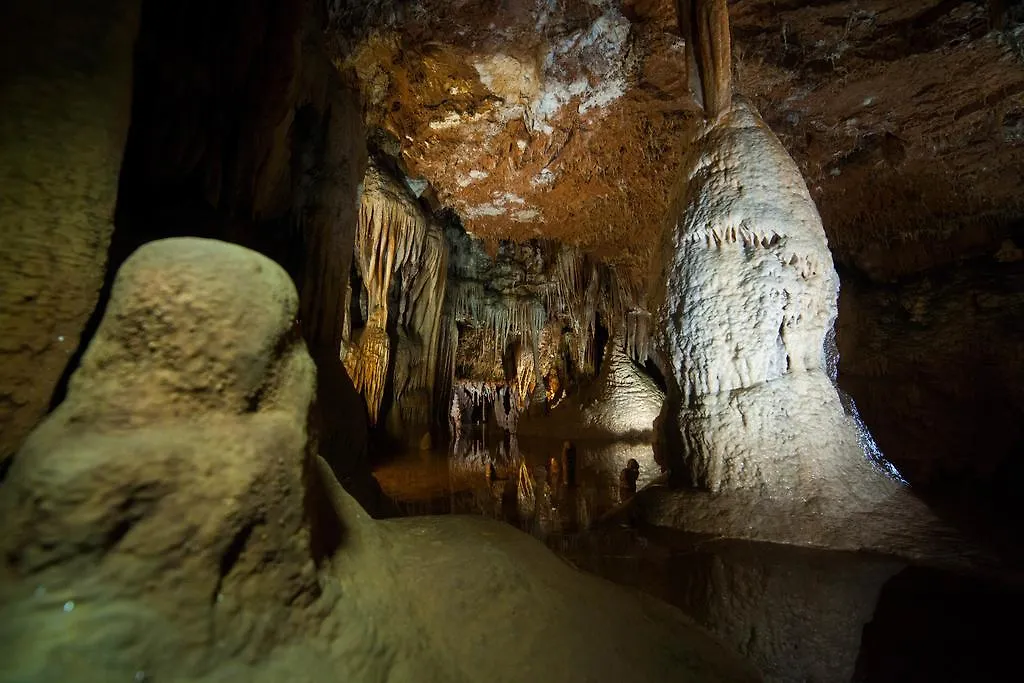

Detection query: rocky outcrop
(0, 239), (323, 675)
(0, 237), (760, 683)
(0, 0), (140, 467)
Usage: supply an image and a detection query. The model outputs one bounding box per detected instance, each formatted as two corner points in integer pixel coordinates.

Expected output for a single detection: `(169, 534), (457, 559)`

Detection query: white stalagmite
(519, 328), (664, 439)
(657, 98), (901, 498)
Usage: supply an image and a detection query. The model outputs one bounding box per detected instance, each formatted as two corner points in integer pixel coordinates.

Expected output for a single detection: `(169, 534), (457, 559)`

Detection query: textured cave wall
(0, 0), (140, 467)
(837, 258), (1024, 500)
(729, 0), (1024, 501)
(94, 0), (370, 485)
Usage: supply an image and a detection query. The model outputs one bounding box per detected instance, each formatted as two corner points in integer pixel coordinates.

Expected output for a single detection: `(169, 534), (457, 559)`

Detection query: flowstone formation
(0, 238), (760, 683)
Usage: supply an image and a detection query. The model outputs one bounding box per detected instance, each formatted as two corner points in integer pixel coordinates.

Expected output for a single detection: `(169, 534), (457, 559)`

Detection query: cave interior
(1, 1), (1024, 682)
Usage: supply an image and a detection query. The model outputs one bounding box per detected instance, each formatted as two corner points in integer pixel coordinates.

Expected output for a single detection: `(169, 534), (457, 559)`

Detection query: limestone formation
(520, 332), (664, 439)
(0, 237), (760, 683)
(656, 98), (899, 500)
(0, 238), (322, 674)
(345, 160), (448, 435)
(0, 0), (140, 466)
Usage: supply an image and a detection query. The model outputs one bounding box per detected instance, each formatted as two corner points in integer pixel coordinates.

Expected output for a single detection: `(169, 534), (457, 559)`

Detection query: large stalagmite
(645, 97), (966, 558)
(657, 99), (892, 496)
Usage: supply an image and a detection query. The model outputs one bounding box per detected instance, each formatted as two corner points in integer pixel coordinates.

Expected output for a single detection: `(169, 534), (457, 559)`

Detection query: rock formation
(657, 97), (895, 497)
(0, 238), (324, 676)
(519, 331), (665, 439)
(345, 160), (449, 439)
(0, 237), (761, 683)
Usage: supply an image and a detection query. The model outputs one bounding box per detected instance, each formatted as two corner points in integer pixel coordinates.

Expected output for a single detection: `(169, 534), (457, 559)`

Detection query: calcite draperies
(345, 162), (448, 427)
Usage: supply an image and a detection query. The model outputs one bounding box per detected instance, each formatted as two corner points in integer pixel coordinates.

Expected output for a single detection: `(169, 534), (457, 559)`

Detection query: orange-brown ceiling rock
(332, 0), (1024, 284)
(334, 0), (699, 279)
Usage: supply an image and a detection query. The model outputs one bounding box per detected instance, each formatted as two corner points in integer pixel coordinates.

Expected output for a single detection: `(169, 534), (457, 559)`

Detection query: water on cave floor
(374, 428), (1024, 683)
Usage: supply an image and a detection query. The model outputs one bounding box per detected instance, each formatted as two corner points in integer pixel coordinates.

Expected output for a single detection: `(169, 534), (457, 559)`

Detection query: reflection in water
(374, 428), (660, 539)
(373, 432), (1024, 683)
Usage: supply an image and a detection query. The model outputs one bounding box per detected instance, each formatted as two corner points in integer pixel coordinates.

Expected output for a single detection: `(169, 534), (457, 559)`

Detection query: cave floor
(374, 430), (1024, 683)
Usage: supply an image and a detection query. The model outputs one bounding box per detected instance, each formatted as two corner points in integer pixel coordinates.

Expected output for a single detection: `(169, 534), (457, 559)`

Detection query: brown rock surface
(0, 0), (140, 466)
(337, 0), (698, 280)
(0, 239), (322, 673)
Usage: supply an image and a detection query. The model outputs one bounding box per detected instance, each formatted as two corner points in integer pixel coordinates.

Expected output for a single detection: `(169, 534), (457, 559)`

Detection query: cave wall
(98, 0), (370, 482)
(0, 0), (140, 467)
(837, 257), (1024, 497)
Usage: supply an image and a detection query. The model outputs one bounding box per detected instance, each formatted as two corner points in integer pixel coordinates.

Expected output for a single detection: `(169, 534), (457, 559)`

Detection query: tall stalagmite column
(660, 101), (888, 494)
(660, 0), (895, 499)
(0, 0), (140, 464)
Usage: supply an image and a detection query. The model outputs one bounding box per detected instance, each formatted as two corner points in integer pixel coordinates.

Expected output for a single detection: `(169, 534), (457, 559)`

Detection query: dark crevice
(0, 454), (14, 485)
(643, 357), (668, 394)
(212, 519), (258, 604)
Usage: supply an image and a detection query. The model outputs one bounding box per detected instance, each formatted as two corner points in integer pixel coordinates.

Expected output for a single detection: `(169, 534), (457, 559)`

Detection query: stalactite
(445, 224), (658, 414)
(448, 280), (546, 362)
(680, 0), (732, 120)
(436, 317), (458, 427)
(354, 162), (428, 314)
(346, 160), (438, 426)
(342, 307), (390, 424)
(394, 224), (449, 430)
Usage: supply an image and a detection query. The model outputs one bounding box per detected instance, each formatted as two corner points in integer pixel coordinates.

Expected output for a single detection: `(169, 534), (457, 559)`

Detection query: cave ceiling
(331, 0), (1024, 283)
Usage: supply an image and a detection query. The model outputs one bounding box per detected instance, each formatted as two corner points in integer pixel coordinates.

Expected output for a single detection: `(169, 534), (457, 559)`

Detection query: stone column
(0, 0), (140, 464)
(657, 100), (894, 500)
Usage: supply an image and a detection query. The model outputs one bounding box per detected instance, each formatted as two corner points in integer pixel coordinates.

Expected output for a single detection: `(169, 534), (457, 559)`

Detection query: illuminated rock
(0, 238), (322, 673)
(657, 99), (900, 499)
(346, 161), (448, 432)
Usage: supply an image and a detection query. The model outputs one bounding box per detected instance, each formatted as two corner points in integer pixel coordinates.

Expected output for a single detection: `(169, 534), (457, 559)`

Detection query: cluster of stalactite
(439, 227), (659, 437)
(340, 174), (659, 437)
(449, 380), (518, 435)
(447, 231), (652, 378)
(343, 160), (448, 430)
(552, 247), (652, 368)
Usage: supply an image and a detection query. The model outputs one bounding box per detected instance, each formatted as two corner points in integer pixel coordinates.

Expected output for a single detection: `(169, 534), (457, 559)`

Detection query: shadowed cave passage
(2, 1), (1024, 683)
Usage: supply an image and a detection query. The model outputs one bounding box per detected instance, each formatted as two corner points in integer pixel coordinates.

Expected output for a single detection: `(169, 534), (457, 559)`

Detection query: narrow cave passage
(2, 1), (1024, 683)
